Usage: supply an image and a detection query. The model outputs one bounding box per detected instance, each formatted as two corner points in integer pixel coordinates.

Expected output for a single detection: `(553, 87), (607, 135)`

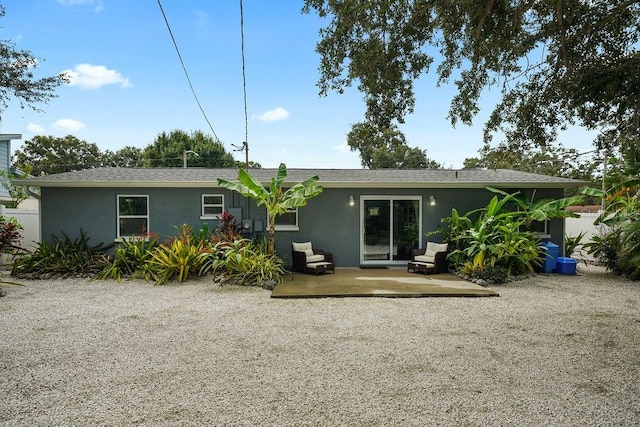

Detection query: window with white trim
(273, 208), (298, 231)
(201, 194), (224, 219)
(117, 195), (149, 238)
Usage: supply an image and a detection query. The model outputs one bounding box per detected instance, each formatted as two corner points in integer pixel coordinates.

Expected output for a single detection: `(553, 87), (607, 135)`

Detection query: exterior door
(361, 196), (421, 264)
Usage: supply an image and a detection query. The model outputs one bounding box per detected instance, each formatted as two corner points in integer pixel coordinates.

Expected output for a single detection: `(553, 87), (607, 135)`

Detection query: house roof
(14, 167), (588, 189)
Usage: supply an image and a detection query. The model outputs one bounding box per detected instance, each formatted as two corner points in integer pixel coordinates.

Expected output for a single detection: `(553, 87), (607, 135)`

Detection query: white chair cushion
(307, 261), (332, 269)
(415, 254), (435, 263)
(306, 254), (325, 263)
(426, 242), (448, 257)
(292, 242), (313, 252)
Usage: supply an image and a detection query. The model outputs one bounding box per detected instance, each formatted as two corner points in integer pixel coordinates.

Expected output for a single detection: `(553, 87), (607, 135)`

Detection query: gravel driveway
(1, 265), (639, 426)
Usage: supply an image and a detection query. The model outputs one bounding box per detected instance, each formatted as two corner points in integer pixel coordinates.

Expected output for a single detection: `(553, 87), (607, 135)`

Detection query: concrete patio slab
(271, 267), (499, 298)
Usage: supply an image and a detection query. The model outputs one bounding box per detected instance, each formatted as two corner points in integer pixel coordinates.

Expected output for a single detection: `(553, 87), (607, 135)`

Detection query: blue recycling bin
(539, 241), (559, 273)
(556, 257), (577, 274)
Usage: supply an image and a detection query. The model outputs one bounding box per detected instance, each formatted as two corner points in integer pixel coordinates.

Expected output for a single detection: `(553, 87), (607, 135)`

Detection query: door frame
(359, 195), (423, 265)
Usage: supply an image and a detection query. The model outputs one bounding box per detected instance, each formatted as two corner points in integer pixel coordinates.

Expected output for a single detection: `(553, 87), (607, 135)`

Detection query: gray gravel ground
(1, 264), (639, 426)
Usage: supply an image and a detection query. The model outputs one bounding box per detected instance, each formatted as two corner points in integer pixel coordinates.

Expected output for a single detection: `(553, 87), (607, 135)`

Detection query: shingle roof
(14, 167), (587, 189)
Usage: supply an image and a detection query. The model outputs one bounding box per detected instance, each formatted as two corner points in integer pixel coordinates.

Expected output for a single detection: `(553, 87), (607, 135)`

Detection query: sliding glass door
(361, 196), (421, 264)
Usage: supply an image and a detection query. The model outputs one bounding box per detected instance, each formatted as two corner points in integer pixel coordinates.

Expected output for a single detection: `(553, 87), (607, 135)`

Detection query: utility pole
(183, 150), (199, 168)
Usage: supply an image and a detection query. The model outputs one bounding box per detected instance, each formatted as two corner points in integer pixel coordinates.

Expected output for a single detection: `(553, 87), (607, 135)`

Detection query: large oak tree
(303, 0), (640, 161)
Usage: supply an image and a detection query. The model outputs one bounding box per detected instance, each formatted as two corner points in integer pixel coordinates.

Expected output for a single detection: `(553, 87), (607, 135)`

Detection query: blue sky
(1, 0), (596, 169)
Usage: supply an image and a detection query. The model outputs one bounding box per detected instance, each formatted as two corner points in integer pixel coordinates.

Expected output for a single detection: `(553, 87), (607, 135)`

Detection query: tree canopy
(0, 5), (68, 113)
(13, 135), (104, 175)
(12, 130), (245, 175)
(463, 143), (598, 182)
(303, 0), (640, 159)
(142, 130), (237, 168)
(348, 122), (441, 168)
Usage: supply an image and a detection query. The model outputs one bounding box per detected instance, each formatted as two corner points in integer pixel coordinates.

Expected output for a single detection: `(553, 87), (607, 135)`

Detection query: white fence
(1, 205), (40, 251)
(565, 211), (603, 260)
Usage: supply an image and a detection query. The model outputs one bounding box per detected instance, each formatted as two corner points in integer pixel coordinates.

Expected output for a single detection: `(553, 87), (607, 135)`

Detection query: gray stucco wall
(40, 185), (567, 267)
(40, 187), (254, 246)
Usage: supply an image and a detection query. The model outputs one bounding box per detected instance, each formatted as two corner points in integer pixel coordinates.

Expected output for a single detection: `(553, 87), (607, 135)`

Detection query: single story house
(15, 167), (586, 267)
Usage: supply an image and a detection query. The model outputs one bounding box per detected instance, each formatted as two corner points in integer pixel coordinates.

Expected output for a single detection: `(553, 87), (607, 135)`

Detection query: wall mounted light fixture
(429, 195), (436, 207)
(348, 195), (355, 207)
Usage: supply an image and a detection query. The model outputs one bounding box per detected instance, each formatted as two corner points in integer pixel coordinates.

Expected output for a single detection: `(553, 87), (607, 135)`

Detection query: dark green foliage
(12, 135), (106, 176)
(203, 239), (286, 287)
(11, 230), (113, 279)
(584, 179), (640, 280)
(141, 129), (237, 168)
(442, 188), (585, 279)
(347, 122), (441, 169)
(95, 235), (158, 282)
(0, 5), (68, 113)
(303, 1), (640, 162)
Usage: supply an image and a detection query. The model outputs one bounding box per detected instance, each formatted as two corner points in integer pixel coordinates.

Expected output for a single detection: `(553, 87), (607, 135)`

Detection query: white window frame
(117, 195), (149, 240)
(272, 207), (299, 231)
(200, 194), (224, 220)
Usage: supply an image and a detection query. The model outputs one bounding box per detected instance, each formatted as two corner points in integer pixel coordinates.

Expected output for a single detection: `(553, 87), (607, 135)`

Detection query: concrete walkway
(272, 267), (499, 298)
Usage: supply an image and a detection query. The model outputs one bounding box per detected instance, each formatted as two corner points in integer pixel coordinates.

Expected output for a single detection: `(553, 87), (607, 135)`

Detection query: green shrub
(147, 226), (211, 285)
(565, 231), (586, 258)
(584, 179), (640, 280)
(441, 188), (584, 279)
(11, 230), (112, 279)
(96, 234), (158, 282)
(0, 216), (24, 256)
(204, 238), (286, 287)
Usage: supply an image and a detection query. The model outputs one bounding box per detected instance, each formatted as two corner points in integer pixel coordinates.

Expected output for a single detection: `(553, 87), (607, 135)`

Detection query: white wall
(565, 211), (604, 260)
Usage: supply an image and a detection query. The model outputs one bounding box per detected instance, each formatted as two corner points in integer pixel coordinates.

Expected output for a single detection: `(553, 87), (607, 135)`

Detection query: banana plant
(217, 163), (323, 255)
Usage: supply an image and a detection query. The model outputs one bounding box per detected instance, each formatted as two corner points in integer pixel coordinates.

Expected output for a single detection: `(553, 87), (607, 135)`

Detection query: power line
(156, 0), (219, 142)
(239, 0), (249, 167)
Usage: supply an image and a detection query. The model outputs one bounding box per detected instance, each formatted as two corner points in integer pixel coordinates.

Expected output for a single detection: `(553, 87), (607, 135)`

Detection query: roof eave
(16, 180), (588, 189)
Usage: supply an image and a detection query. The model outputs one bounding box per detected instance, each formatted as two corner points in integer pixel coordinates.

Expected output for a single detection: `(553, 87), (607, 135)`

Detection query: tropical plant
(583, 180), (640, 279)
(0, 216), (23, 256)
(95, 234), (158, 282)
(442, 188), (586, 280)
(217, 163), (323, 255)
(11, 230), (112, 279)
(214, 211), (243, 244)
(203, 238), (286, 288)
(565, 232), (587, 259)
(147, 225), (211, 285)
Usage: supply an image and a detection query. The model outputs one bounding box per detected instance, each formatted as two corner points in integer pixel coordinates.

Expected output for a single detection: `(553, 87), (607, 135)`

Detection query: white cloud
(254, 107), (290, 123)
(195, 11), (209, 29)
(52, 119), (86, 132)
(26, 123), (45, 134)
(63, 63), (132, 89)
(57, 0), (104, 11)
(333, 142), (351, 153)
